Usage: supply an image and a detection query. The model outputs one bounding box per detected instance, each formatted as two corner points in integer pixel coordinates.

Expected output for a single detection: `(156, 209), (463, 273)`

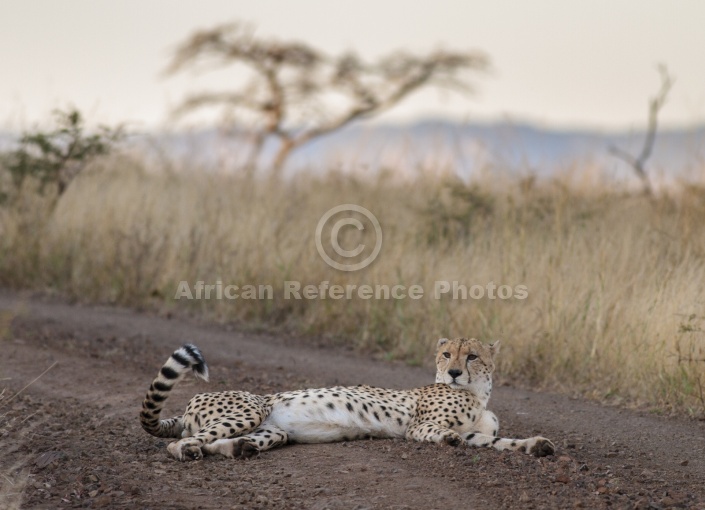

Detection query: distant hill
(287, 120), (705, 181)
(3, 120), (704, 182)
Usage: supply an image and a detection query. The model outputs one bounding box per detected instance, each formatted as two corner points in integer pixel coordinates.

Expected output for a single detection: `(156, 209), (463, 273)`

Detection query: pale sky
(1, 0), (704, 131)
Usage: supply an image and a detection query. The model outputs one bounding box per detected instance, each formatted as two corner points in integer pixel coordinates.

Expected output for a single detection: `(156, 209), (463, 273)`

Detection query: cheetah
(140, 338), (555, 461)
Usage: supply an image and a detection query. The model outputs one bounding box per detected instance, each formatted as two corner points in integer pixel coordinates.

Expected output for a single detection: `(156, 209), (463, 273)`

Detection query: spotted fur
(140, 338), (555, 461)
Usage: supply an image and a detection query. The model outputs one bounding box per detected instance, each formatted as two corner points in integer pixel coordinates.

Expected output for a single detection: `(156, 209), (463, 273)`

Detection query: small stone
(34, 451), (65, 469)
(554, 475), (570, 484)
(401, 453), (409, 460)
(605, 452), (618, 458)
(680, 460), (689, 466)
(596, 487), (608, 495)
(519, 492), (530, 503)
(558, 455), (572, 463)
(88, 490), (99, 498)
(93, 495), (113, 508)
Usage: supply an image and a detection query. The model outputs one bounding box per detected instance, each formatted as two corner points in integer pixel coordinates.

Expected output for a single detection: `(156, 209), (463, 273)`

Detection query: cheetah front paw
(526, 437), (555, 457)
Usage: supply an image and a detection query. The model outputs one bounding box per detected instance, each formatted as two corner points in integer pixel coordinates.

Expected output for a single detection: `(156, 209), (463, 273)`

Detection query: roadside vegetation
(1, 143), (704, 416)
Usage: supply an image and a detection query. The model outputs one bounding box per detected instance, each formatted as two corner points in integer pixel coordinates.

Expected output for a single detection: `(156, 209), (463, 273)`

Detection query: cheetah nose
(448, 369), (462, 379)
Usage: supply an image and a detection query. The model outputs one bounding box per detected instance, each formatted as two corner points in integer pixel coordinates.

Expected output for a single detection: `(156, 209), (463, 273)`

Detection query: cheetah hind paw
(528, 437), (555, 457)
(167, 441), (203, 462)
(443, 432), (463, 447)
(232, 439), (260, 459)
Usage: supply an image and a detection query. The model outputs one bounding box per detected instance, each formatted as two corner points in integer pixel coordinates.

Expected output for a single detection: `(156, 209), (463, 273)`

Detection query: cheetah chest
(414, 386), (485, 434)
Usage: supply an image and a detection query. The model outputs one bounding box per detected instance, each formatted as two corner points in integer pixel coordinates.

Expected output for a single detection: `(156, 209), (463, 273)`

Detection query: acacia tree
(165, 23), (488, 173)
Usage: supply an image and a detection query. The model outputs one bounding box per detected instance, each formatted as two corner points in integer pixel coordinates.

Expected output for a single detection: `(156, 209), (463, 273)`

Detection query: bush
(0, 109), (123, 203)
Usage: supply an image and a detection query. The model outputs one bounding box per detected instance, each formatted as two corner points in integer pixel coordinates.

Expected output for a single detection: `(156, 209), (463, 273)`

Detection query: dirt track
(1, 291), (704, 509)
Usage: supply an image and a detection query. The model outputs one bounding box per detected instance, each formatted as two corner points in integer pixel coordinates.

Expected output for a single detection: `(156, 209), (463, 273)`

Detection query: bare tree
(609, 65), (674, 196)
(165, 23), (488, 174)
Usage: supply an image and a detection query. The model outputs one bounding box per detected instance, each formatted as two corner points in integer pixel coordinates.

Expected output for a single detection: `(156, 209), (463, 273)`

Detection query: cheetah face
(435, 337), (499, 390)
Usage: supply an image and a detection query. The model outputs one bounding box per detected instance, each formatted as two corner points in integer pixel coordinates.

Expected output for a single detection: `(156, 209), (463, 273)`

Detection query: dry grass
(0, 387), (31, 510)
(1, 156), (705, 414)
(0, 457), (29, 509)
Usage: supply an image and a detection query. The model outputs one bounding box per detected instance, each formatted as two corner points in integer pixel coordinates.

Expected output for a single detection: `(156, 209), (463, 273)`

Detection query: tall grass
(1, 157), (705, 414)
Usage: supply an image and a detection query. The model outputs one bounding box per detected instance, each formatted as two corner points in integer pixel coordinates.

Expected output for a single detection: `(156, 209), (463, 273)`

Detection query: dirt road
(1, 291), (704, 509)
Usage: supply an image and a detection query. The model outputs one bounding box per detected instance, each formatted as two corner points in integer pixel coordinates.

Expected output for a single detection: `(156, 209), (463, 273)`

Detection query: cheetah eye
(442, 352), (451, 359)
(467, 354), (478, 361)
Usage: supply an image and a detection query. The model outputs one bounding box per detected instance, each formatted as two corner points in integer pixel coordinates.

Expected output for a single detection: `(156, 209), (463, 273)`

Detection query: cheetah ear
(489, 340), (501, 357)
(437, 338), (450, 349)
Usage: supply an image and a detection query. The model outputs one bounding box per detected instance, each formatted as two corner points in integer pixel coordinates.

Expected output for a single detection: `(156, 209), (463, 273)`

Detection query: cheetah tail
(140, 344), (209, 438)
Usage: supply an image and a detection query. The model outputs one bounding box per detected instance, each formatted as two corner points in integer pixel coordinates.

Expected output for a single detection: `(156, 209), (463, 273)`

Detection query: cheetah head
(435, 337), (499, 395)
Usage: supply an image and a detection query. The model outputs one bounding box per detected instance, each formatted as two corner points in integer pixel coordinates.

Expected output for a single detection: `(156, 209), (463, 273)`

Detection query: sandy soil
(1, 291), (704, 509)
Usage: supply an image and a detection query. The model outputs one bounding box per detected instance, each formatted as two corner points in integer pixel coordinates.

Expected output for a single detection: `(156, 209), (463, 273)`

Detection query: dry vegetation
(1, 156), (705, 415)
(1, 311), (31, 510)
